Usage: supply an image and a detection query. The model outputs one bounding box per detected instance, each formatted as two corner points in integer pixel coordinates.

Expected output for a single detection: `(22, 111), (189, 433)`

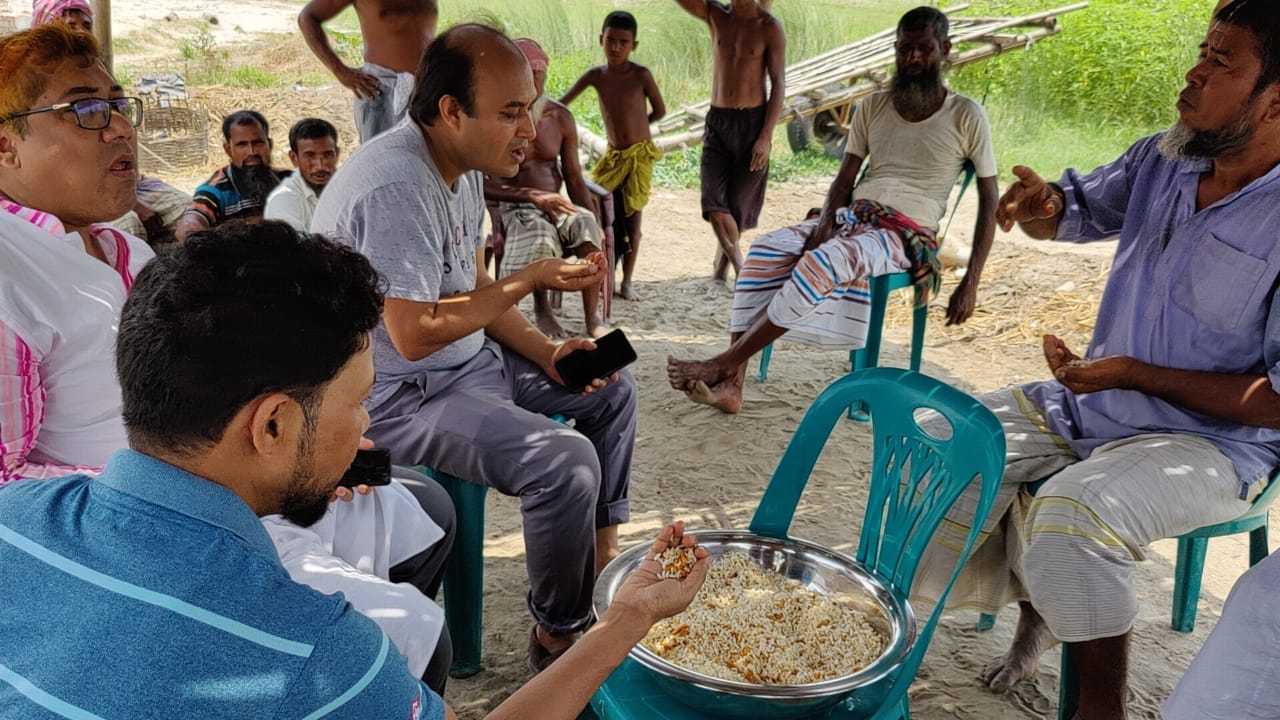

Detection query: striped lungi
(497, 201), (600, 278)
(911, 387), (1261, 642)
(731, 217), (909, 349)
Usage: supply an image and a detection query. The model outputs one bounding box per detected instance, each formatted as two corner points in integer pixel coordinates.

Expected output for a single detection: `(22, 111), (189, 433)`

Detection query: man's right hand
(801, 216), (837, 253)
(610, 521), (710, 626)
(531, 191), (577, 223)
(336, 66), (383, 100)
(529, 252), (605, 292)
(996, 165), (1063, 232)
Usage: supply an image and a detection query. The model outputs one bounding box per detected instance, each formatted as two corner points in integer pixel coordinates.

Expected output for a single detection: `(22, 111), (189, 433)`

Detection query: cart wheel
(812, 109), (847, 159)
(786, 118), (812, 152)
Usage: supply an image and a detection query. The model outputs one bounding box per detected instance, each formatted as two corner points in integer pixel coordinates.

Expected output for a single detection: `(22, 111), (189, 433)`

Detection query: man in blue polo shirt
(0, 220), (707, 719)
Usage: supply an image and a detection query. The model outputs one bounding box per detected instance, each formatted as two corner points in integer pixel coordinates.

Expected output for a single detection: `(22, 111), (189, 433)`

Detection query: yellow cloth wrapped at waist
(591, 140), (662, 217)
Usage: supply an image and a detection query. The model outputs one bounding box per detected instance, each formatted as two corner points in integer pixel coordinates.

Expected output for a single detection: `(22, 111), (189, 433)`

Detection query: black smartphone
(338, 448), (393, 488)
(554, 328), (638, 393)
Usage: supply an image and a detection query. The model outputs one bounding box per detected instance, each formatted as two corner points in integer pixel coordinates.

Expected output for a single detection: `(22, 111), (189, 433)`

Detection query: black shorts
(700, 105), (769, 231)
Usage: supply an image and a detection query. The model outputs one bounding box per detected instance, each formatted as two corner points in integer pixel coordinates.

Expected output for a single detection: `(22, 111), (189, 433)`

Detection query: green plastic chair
(412, 467), (488, 679)
(591, 368), (1006, 719)
(755, 161), (976, 386)
(412, 414), (571, 679)
(977, 467), (1280, 719)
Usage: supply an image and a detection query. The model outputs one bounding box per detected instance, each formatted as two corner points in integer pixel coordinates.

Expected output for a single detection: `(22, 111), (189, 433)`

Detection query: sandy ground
(5, 0), (1271, 716)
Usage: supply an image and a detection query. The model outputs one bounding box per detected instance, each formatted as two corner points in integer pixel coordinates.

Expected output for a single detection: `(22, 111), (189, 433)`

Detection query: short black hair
(409, 24), (505, 126)
(1216, 0), (1280, 95)
(898, 6), (949, 47)
(117, 220), (384, 454)
(602, 11), (637, 36)
(288, 117), (338, 153)
(221, 109), (269, 142)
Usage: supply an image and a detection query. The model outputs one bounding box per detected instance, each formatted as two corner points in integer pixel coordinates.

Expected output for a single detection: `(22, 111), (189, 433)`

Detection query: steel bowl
(594, 530), (917, 719)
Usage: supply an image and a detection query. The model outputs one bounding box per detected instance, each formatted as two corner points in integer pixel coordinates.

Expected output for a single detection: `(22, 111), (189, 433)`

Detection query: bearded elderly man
(906, 2), (1280, 718)
(175, 109), (290, 241)
(667, 5), (999, 413)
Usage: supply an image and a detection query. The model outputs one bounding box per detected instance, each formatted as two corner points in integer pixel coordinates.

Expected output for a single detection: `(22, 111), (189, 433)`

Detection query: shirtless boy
(673, 0), (785, 291)
(486, 39), (610, 339)
(561, 11), (666, 302)
(299, 0), (439, 142)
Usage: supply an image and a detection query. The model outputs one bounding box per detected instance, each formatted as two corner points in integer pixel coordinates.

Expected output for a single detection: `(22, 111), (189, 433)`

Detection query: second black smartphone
(338, 448), (393, 488)
(554, 328), (638, 392)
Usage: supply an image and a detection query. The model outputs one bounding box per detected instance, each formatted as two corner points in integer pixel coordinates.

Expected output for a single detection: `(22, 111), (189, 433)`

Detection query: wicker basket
(138, 103), (208, 174)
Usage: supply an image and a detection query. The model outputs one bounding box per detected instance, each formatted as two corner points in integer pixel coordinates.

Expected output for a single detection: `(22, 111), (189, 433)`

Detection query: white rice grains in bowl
(640, 552), (885, 685)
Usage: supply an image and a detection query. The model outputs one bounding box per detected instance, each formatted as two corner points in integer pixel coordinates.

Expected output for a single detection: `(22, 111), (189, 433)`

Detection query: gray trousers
(367, 341), (637, 635)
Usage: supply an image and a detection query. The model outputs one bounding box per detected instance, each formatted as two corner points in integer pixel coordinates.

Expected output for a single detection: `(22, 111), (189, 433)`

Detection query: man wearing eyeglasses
(175, 109), (290, 242)
(0, 23), (152, 484)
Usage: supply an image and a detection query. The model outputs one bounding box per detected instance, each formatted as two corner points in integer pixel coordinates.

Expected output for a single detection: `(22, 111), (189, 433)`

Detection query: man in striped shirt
(0, 219), (708, 718)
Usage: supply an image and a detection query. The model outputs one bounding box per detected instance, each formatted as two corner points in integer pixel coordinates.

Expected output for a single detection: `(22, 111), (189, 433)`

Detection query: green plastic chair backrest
(749, 368), (1005, 718)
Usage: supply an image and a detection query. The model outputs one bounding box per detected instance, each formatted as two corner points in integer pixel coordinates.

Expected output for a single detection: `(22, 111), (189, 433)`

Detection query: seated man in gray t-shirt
(311, 24), (638, 672)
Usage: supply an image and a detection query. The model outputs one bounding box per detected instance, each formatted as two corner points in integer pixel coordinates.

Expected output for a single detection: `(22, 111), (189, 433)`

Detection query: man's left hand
(1043, 334), (1138, 394)
(330, 437), (378, 502)
(545, 337), (619, 395)
(750, 136), (771, 173)
(945, 277), (978, 326)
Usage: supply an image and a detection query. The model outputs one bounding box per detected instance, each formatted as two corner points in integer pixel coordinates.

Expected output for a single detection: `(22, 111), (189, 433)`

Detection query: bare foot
(536, 312), (570, 339)
(687, 379), (743, 413)
(704, 278), (731, 298)
(983, 602), (1059, 692)
(666, 355), (732, 392)
(615, 281), (640, 301)
(586, 316), (611, 339)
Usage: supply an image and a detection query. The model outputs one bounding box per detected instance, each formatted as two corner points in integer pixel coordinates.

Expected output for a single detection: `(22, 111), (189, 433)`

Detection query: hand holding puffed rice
(1044, 334), (1141, 395)
(612, 521), (710, 626)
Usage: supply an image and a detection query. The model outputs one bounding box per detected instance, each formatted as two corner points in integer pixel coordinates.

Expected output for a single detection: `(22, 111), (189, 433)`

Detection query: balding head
(409, 23), (530, 127)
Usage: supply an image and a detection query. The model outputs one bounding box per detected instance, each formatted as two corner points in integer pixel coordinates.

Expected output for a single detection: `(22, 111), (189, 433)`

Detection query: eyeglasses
(0, 97), (143, 130)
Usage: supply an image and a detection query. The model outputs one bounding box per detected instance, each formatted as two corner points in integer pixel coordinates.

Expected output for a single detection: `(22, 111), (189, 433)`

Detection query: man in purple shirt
(914, 3), (1280, 718)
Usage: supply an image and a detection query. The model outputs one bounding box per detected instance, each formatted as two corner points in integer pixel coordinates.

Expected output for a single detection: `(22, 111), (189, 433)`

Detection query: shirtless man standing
(299, 0), (438, 142)
(487, 39), (609, 339)
(674, 0), (785, 292)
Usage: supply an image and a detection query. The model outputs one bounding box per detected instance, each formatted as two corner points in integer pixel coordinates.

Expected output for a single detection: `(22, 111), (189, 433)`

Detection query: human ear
(0, 129), (20, 170)
(247, 392), (299, 455)
(440, 95), (465, 130)
(223, 141), (231, 157)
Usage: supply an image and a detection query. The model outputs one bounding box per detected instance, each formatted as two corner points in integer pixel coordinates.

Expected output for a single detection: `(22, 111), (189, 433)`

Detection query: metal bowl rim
(595, 529), (919, 700)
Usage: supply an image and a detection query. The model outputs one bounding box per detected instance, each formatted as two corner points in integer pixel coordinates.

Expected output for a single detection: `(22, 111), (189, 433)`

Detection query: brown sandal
(527, 625), (572, 674)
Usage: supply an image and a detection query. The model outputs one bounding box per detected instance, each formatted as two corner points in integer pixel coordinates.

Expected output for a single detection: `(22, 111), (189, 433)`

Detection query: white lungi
(261, 478), (445, 676)
(1163, 552), (1280, 719)
(912, 387), (1259, 642)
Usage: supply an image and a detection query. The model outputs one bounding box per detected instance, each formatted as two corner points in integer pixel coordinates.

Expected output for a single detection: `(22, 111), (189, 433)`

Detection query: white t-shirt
(263, 168), (319, 233)
(844, 89), (997, 230)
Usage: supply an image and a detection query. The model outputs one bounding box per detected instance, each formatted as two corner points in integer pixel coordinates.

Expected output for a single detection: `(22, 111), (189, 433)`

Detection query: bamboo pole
(93, 0), (112, 74)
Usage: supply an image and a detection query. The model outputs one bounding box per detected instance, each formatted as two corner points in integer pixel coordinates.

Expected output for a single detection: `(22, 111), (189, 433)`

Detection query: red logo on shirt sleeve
(408, 692), (422, 720)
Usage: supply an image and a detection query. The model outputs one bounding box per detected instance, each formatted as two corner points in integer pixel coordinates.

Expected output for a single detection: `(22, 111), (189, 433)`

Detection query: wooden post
(93, 0), (112, 75)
